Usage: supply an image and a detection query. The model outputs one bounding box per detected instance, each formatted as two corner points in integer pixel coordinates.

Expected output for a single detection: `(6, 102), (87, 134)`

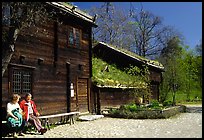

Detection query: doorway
(77, 78), (89, 113)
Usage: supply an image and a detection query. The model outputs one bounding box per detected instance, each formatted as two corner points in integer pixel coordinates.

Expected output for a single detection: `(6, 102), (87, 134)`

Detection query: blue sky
(73, 2), (202, 49)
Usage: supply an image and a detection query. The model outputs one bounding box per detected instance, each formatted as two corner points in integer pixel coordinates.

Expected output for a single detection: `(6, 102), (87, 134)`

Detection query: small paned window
(75, 29), (80, 48)
(67, 27), (80, 48)
(13, 71), (21, 93)
(69, 28), (74, 46)
(11, 68), (32, 95)
(2, 3), (11, 25)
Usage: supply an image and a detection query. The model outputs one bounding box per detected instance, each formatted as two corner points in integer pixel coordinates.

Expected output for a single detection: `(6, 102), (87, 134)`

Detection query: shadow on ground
(186, 106), (202, 113)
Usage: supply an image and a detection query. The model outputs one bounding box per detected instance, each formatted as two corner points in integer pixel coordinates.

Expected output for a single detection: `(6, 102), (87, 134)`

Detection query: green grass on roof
(62, 2), (73, 6)
(92, 56), (147, 88)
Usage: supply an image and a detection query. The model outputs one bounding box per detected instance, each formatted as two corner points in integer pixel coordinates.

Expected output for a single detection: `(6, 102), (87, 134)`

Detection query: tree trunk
(172, 83), (176, 106)
(2, 29), (20, 77)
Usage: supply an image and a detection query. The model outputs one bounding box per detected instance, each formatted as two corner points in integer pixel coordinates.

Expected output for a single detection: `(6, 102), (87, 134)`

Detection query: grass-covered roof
(92, 56), (147, 88)
(46, 2), (97, 27)
(93, 42), (164, 70)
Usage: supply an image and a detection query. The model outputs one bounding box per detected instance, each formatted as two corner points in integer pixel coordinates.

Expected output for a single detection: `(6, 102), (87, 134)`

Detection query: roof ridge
(46, 2), (97, 26)
(98, 42), (164, 70)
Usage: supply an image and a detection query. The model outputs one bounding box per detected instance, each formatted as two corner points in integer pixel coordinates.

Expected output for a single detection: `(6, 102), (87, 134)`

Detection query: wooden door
(77, 78), (89, 113)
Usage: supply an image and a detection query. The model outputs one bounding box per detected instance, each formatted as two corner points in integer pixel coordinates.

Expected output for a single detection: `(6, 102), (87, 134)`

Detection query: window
(2, 3), (11, 25)
(68, 28), (74, 46)
(67, 27), (81, 48)
(10, 68), (33, 95)
(75, 28), (80, 48)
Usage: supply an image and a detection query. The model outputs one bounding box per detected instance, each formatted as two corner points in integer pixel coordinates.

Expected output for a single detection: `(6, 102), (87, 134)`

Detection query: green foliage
(162, 100), (173, 107)
(92, 56), (148, 88)
(149, 100), (160, 108)
(92, 56), (152, 101)
(109, 108), (121, 116)
(194, 39), (202, 56)
(108, 102), (185, 119)
(159, 37), (202, 105)
(124, 65), (152, 100)
(165, 90), (202, 103)
(118, 102), (164, 113)
(121, 103), (138, 112)
(125, 65), (141, 76)
(63, 2), (74, 6)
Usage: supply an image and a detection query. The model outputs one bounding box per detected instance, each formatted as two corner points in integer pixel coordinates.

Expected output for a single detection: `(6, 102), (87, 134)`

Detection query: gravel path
(5, 105), (202, 138)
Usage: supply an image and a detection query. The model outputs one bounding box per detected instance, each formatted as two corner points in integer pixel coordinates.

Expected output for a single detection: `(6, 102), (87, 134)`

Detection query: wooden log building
(2, 2), (97, 118)
(92, 42), (165, 113)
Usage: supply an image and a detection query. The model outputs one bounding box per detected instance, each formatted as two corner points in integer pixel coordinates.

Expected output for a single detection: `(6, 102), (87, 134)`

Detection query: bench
(2, 120), (35, 132)
(2, 121), (7, 124)
(38, 111), (80, 130)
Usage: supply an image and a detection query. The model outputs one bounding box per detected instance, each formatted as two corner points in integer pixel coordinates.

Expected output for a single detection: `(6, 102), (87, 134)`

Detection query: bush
(126, 104), (137, 112)
(108, 105), (185, 119)
(163, 100), (173, 107)
(109, 109), (122, 118)
(120, 103), (138, 112)
(149, 100), (160, 108)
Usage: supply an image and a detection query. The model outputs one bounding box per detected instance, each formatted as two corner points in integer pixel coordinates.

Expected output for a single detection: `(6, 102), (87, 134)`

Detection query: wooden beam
(54, 21), (58, 67)
(8, 63), (36, 69)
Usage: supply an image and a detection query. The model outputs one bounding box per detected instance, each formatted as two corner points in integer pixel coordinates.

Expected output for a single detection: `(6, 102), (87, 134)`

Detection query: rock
(78, 115), (104, 121)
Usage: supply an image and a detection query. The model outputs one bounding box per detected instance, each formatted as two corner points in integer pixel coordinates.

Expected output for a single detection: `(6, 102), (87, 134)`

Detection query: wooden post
(54, 21), (58, 67)
(92, 85), (97, 114)
(97, 87), (101, 115)
(66, 62), (71, 113)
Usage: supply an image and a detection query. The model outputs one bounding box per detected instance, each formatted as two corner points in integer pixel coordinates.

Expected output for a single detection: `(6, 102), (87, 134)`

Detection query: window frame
(2, 3), (11, 26)
(8, 64), (35, 97)
(67, 26), (81, 48)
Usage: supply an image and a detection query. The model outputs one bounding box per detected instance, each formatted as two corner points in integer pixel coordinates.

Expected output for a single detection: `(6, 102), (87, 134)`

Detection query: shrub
(163, 100), (173, 107)
(109, 108), (122, 118)
(108, 105), (185, 119)
(120, 103), (138, 112)
(149, 100), (160, 108)
(126, 104), (137, 112)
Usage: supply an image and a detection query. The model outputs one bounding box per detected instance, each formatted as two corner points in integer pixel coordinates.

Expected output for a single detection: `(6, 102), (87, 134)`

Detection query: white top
(27, 102), (33, 114)
(6, 102), (22, 118)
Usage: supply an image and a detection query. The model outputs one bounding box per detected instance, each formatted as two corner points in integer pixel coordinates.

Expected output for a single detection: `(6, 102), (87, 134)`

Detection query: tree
(159, 37), (183, 61)
(90, 2), (130, 47)
(195, 39), (202, 56)
(159, 37), (183, 104)
(90, 2), (182, 60)
(128, 8), (183, 59)
(193, 40), (202, 91)
(194, 40), (202, 88)
(159, 38), (202, 104)
(2, 2), (55, 76)
(177, 45), (202, 101)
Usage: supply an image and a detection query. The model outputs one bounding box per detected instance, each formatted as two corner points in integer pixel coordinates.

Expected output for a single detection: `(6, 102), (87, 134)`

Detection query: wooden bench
(2, 121), (7, 124)
(38, 111), (80, 130)
(2, 120), (35, 132)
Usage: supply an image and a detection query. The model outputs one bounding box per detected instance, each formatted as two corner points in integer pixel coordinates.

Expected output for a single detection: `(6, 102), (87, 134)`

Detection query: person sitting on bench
(20, 93), (47, 135)
(6, 94), (25, 138)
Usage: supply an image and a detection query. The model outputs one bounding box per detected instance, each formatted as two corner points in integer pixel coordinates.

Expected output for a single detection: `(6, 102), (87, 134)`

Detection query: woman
(6, 94), (25, 138)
